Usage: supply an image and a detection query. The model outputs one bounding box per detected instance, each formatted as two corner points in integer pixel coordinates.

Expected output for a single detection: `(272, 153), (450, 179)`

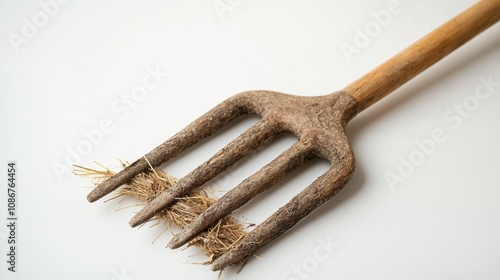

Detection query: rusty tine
(87, 0), (500, 272)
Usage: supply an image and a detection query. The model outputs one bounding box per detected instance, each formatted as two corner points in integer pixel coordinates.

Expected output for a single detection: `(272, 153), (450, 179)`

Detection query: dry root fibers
(73, 160), (250, 271)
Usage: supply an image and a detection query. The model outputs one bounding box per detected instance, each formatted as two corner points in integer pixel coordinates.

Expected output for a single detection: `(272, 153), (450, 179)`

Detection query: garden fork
(87, 0), (499, 271)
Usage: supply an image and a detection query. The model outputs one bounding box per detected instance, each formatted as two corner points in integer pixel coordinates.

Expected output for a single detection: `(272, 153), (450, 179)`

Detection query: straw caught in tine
(86, 97), (247, 203)
(129, 119), (278, 227)
(211, 163), (355, 271)
(86, 159), (151, 202)
(168, 141), (312, 249)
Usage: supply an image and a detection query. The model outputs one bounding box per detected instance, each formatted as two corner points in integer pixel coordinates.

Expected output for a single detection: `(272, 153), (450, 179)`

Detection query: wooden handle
(343, 0), (500, 112)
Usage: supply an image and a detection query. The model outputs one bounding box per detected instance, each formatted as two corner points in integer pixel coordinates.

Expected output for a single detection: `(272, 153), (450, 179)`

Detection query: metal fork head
(87, 90), (359, 270)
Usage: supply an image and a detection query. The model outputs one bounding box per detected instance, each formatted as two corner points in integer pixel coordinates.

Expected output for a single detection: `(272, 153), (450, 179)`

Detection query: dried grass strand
(73, 161), (250, 267)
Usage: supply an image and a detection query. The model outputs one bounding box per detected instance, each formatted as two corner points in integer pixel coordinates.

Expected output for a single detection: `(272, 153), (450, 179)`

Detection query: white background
(1, 0), (499, 279)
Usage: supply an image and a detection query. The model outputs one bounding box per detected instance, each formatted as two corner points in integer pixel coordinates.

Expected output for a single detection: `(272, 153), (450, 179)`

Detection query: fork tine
(87, 96), (247, 203)
(168, 141), (312, 249)
(210, 162), (355, 271)
(128, 119), (278, 227)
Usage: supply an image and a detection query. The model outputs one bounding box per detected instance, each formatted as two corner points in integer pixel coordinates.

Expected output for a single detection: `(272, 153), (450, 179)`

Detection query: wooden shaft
(343, 0), (500, 112)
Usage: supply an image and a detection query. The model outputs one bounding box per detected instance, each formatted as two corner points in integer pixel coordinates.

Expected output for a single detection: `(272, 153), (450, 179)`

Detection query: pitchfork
(87, 0), (499, 271)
